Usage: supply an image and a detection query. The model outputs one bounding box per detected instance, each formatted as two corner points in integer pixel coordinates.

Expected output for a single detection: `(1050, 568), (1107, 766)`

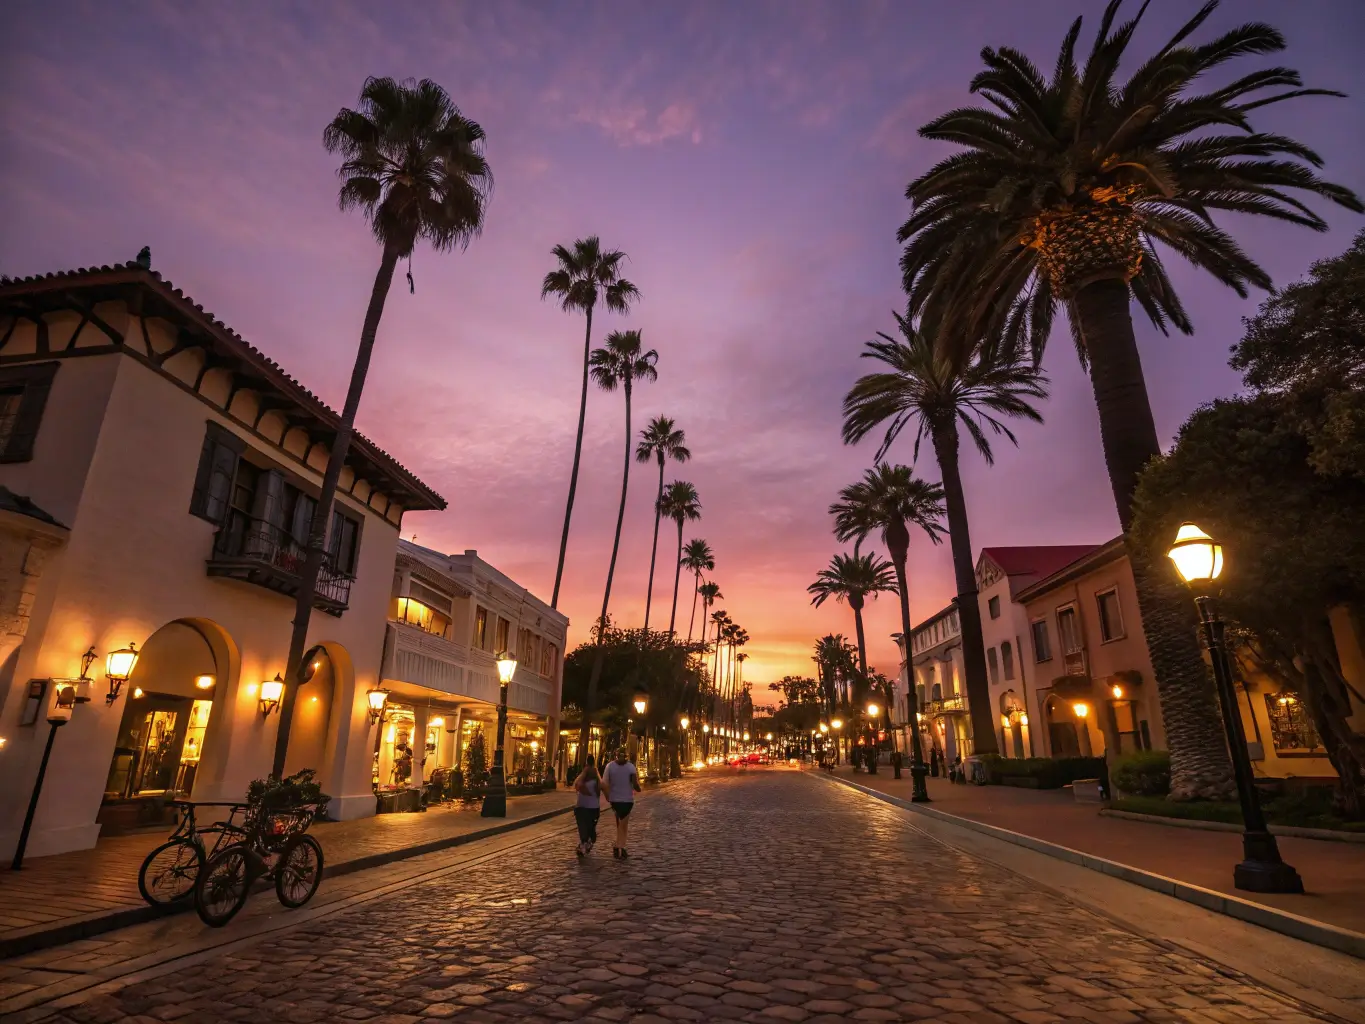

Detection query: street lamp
(864, 702), (881, 776)
(482, 652), (518, 818)
(105, 642), (140, 704)
(1168, 522), (1303, 894)
(12, 682), (79, 869)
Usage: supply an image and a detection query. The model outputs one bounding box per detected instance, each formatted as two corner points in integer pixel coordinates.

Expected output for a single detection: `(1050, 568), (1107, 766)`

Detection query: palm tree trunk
(1074, 278), (1234, 800)
(552, 305), (594, 609)
(885, 520), (930, 788)
(643, 456), (664, 632)
(273, 244), (399, 779)
(930, 420), (998, 756)
(578, 371), (633, 760)
(850, 597), (869, 681)
(687, 576), (701, 642)
(668, 519), (684, 635)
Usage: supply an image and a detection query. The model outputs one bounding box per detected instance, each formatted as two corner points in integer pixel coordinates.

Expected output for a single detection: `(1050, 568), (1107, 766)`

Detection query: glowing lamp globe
(496, 653), (518, 685)
(1168, 523), (1223, 586)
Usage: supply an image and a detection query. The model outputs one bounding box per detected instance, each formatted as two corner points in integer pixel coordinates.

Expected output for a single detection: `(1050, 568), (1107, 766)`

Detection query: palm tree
(813, 634), (854, 713)
(578, 330), (659, 755)
(275, 77), (491, 777)
(695, 580), (722, 645)
(710, 609), (731, 729)
(898, 1), (1362, 798)
(842, 312), (1046, 757)
(636, 418), (691, 633)
(809, 552), (898, 687)
(542, 238), (641, 608)
(681, 540), (715, 641)
(832, 464), (945, 792)
(658, 481), (702, 636)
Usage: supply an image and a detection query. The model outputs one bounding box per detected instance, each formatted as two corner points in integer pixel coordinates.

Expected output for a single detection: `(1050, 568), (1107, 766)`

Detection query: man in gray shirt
(601, 747), (641, 859)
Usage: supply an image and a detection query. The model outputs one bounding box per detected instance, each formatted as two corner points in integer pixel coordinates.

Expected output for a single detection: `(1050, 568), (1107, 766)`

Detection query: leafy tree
(463, 729), (489, 793)
(541, 237), (640, 607)
(832, 465), (947, 766)
(276, 77), (490, 777)
(578, 331), (659, 756)
(809, 552), (898, 685)
(658, 481), (702, 635)
(637, 418), (691, 632)
(843, 311), (1045, 753)
(1131, 395), (1365, 816)
(681, 540), (716, 641)
(898, 0), (1362, 799)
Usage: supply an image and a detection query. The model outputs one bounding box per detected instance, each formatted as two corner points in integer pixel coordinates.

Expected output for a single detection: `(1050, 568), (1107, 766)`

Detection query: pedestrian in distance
(572, 755), (604, 858)
(601, 746), (641, 859)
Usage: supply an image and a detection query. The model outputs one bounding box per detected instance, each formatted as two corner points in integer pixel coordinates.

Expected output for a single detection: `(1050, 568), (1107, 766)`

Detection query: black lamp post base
(481, 767), (507, 818)
(910, 764), (931, 803)
(1234, 831), (1303, 893)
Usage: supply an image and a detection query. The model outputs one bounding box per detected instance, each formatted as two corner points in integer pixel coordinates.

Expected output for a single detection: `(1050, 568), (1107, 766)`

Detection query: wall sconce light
(367, 685), (390, 723)
(132, 687), (145, 699)
(105, 642), (139, 704)
(71, 647), (98, 703)
(1111, 684), (1124, 700)
(430, 716), (445, 729)
(1020, 713), (1029, 726)
(49, 682), (78, 725)
(195, 674), (216, 690)
(259, 674), (284, 716)
(1072, 702), (1090, 718)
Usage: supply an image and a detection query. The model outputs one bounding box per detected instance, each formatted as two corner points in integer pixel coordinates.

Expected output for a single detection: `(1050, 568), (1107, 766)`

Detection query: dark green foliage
(1113, 792), (1365, 832)
(1110, 750), (1172, 797)
(979, 755), (1107, 789)
(462, 730), (489, 792)
(563, 624), (708, 732)
(246, 768), (330, 809)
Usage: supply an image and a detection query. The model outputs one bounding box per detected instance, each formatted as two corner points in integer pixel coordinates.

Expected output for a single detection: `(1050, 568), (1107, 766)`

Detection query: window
(495, 616), (511, 654)
(986, 647), (1000, 685)
(0, 362), (58, 463)
(1264, 693), (1322, 753)
(473, 607), (489, 649)
(988, 596), (1001, 619)
(540, 642), (557, 677)
(190, 422), (246, 524)
(1096, 589), (1125, 642)
(328, 509), (360, 576)
(1001, 641), (1015, 680)
(1031, 620), (1052, 663)
(1056, 606), (1082, 654)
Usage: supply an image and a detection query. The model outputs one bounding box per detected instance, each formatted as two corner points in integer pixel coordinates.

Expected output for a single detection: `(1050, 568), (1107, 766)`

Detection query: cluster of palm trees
(540, 238), (736, 752)
(705, 609), (750, 747)
(807, 0), (1361, 800)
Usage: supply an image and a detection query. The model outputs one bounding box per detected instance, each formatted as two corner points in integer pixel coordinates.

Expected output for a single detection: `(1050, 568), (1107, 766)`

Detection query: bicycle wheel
(138, 839), (204, 906)
(274, 834), (324, 908)
(194, 844), (251, 927)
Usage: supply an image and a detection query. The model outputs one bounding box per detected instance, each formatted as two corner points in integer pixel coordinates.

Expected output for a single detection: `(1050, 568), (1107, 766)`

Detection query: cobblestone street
(18, 770), (1345, 1023)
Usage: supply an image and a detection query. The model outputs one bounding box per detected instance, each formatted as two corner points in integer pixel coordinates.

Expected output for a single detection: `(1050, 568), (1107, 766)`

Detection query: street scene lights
(482, 652), (518, 818)
(1168, 523), (1303, 894)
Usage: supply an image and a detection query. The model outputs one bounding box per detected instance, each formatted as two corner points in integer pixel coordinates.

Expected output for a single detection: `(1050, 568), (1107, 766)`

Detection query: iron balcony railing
(208, 508), (352, 614)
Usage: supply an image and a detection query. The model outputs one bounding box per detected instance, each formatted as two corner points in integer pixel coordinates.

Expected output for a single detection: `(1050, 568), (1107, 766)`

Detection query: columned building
(0, 259), (444, 858)
(376, 542), (566, 801)
(909, 603), (969, 763)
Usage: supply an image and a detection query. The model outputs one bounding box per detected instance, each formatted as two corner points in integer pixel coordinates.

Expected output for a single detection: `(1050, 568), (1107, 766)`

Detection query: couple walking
(573, 748), (641, 859)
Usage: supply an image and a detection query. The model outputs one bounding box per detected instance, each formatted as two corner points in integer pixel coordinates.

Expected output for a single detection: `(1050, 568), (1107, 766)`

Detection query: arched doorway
(1044, 694), (1084, 757)
(100, 619), (235, 832)
(999, 689), (1026, 758)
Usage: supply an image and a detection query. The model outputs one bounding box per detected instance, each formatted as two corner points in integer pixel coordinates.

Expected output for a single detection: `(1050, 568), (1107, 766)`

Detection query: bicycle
(193, 799), (326, 928)
(137, 801), (250, 907)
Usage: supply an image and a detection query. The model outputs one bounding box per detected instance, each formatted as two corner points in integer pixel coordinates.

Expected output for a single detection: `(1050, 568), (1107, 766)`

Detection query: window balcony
(925, 694), (968, 717)
(207, 508), (352, 615)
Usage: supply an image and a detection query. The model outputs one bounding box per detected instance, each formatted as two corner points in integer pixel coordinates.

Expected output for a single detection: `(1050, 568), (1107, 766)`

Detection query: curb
(821, 772), (1365, 961)
(0, 805), (571, 960)
(1099, 808), (1365, 843)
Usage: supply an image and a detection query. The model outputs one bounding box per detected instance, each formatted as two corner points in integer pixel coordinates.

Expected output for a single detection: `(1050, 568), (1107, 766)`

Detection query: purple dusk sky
(3, 1), (1363, 699)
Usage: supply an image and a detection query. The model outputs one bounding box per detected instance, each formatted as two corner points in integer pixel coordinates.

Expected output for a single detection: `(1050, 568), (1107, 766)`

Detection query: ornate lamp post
(12, 682), (78, 869)
(481, 652), (518, 818)
(1168, 523), (1303, 894)
(865, 702), (880, 775)
(830, 717), (843, 766)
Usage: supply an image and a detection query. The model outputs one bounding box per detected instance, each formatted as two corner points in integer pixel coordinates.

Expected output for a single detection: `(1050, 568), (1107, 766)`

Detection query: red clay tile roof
(979, 545), (1104, 598)
(0, 262), (445, 511)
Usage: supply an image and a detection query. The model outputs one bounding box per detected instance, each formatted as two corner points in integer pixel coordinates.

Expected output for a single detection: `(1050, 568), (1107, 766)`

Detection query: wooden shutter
(189, 422), (244, 524)
(0, 362), (58, 464)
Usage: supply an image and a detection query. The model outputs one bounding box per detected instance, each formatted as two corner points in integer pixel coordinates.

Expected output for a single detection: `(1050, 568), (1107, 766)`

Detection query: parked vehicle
(138, 800), (251, 907)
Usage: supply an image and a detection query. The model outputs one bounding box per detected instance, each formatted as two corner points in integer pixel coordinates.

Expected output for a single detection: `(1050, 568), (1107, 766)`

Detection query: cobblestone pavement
(32, 770), (1339, 1023)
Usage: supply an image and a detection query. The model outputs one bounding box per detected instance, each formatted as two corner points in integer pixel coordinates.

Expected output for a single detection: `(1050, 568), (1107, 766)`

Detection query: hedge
(979, 754), (1107, 789)
(1110, 750), (1171, 797)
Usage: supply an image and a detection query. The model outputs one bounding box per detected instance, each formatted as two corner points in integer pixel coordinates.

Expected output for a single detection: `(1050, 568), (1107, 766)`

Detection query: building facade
(907, 603), (972, 762)
(0, 261), (444, 858)
(376, 542), (567, 799)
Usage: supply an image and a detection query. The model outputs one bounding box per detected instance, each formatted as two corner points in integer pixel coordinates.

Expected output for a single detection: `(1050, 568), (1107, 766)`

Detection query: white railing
(384, 623), (553, 714)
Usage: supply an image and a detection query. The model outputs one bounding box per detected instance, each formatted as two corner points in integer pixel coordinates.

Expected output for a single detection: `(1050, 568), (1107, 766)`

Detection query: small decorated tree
(463, 729), (489, 796)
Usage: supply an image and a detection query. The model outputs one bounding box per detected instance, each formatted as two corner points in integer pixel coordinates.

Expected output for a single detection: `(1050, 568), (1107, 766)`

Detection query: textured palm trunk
(930, 420), (998, 756)
(1300, 616), (1365, 818)
(273, 244), (399, 779)
(686, 577), (701, 642)
(578, 374), (633, 760)
(643, 456), (665, 633)
(667, 519), (685, 635)
(552, 305), (594, 609)
(884, 519), (929, 777)
(1073, 277), (1234, 800)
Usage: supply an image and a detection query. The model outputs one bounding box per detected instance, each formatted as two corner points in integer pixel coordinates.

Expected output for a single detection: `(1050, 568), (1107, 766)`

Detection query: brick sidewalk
(827, 766), (1365, 936)
(0, 790), (571, 956)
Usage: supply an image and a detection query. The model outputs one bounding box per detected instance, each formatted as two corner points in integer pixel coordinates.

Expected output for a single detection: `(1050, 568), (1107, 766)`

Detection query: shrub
(246, 768), (330, 808)
(1110, 750), (1171, 797)
(980, 755), (1106, 789)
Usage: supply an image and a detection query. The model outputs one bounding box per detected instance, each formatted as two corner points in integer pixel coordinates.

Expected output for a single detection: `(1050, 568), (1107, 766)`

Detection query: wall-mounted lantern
(195, 674), (216, 690)
(259, 674), (284, 716)
(105, 643), (140, 704)
(367, 685), (390, 723)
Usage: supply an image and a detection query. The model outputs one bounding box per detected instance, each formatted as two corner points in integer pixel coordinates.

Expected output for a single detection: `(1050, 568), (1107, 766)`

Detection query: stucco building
(0, 260), (444, 858)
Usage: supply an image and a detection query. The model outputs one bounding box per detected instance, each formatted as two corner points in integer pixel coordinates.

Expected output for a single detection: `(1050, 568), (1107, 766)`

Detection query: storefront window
(105, 693), (214, 801)
(1264, 693), (1322, 753)
(378, 709), (416, 787)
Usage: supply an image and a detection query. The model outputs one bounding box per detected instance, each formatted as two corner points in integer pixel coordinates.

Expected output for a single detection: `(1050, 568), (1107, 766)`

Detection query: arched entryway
(99, 618), (237, 833)
(1043, 693), (1089, 757)
(999, 689), (1027, 758)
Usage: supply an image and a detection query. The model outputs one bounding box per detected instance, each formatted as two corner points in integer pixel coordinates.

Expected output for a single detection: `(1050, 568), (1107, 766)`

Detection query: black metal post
(1195, 596), (1303, 894)
(481, 681), (509, 818)
(12, 720), (63, 870)
(883, 682), (902, 779)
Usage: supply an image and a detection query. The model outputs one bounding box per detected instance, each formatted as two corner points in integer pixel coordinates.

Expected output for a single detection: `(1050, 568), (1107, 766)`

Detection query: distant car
(746, 752), (761, 764)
